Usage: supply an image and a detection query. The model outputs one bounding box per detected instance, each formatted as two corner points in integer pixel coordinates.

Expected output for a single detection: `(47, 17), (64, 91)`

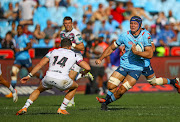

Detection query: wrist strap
(20, 48), (24, 51)
(72, 43), (76, 48)
(28, 73), (33, 78)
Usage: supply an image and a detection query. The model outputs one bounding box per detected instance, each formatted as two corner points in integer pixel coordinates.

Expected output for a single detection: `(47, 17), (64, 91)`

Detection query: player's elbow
(147, 52), (153, 59)
(81, 46), (85, 51)
(86, 65), (91, 71)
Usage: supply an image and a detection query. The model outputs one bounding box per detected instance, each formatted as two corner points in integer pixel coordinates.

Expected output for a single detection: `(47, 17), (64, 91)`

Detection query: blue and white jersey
(143, 29), (153, 67)
(14, 34), (30, 60)
(115, 29), (152, 71)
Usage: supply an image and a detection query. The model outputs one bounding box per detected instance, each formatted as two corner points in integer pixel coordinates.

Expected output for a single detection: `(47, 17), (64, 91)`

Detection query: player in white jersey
(0, 64), (18, 102)
(16, 38), (91, 115)
(60, 16), (93, 106)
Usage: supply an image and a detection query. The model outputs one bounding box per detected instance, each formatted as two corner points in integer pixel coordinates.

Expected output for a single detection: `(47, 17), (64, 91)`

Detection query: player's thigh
(68, 81), (78, 90)
(123, 75), (137, 86)
(37, 81), (50, 93)
(142, 65), (154, 79)
(69, 70), (78, 81)
(107, 71), (125, 90)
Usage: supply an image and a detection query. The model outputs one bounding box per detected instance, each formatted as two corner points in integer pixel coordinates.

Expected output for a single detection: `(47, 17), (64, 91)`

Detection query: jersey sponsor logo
(76, 34), (81, 36)
(128, 41), (134, 45)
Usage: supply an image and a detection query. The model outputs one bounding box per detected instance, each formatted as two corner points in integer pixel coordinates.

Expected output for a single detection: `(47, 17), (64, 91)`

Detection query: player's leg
(96, 71), (125, 103)
(101, 70), (141, 110)
(144, 66), (180, 93)
(68, 70), (78, 106)
(16, 81), (49, 115)
(0, 68), (18, 102)
(58, 81), (78, 114)
(6, 64), (21, 98)
(96, 66), (127, 103)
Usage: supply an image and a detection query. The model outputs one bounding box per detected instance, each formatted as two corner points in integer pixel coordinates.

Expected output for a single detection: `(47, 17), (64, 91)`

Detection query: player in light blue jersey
(6, 25), (42, 98)
(95, 16), (153, 110)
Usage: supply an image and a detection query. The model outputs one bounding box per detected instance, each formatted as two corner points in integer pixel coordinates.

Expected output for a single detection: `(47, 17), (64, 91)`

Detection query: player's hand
(20, 76), (30, 84)
(120, 45), (125, 54)
(131, 44), (138, 54)
(95, 59), (102, 65)
(15, 48), (20, 52)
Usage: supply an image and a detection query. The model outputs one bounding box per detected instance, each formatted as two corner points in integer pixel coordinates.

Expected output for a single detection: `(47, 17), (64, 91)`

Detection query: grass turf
(0, 92), (180, 122)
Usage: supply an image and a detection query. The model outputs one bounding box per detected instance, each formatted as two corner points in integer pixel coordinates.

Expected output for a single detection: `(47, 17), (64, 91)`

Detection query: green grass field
(0, 92), (180, 122)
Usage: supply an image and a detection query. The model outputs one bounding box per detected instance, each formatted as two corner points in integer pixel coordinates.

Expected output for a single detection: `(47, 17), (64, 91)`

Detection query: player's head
(130, 16), (142, 34)
(17, 24), (23, 36)
(63, 16), (73, 32)
(61, 38), (72, 49)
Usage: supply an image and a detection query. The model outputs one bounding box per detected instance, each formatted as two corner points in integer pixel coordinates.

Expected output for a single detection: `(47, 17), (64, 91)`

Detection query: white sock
(60, 98), (70, 110)
(69, 97), (75, 104)
(99, 87), (103, 92)
(23, 99), (33, 109)
(9, 85), (15, 93)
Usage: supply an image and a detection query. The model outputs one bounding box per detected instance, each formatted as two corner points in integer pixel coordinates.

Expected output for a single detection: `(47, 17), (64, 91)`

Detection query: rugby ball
(136, 42), (144, 52)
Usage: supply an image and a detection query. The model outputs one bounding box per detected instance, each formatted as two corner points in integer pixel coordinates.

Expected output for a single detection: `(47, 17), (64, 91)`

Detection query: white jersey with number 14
(45, 48), (83, 79)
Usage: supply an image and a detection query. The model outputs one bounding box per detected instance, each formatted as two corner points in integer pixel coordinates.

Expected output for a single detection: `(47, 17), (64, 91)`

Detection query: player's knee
(11, 66), (19, 76)
(108, 77), (121, 88)
(122, 81), (132, 91)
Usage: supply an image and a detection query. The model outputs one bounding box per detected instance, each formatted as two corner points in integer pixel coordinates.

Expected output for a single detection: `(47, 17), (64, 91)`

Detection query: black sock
(170, 79), (176, 86)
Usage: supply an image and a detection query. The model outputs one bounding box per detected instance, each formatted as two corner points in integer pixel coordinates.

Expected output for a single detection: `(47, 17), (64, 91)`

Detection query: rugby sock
(60, 98), (70, 110)
(8, 85), (15, 93)
(69, 97), (75, 104)
(23, 99), (33, 109)
(99, 87), (103, 93)
(169, 78), (176, 86)
(104, 94), (117, 105)
(105, 90), (113, 100)
(11, 80), (17, 88)
(167, 78), (171, 84)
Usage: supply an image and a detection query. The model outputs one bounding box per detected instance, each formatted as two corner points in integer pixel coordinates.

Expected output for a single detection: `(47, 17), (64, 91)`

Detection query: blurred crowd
(0, 0), (180, 50)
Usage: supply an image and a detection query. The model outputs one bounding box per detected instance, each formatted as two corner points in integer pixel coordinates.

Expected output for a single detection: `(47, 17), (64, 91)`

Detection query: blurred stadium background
(0, 0), (180, 96)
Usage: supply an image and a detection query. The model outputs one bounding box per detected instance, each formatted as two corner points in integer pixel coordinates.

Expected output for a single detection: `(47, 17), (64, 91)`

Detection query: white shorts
(42, 76), (73, 91)
(70, 63), (81, 72)
(70, 52), (82, 72)
(0, 64), (2, 75)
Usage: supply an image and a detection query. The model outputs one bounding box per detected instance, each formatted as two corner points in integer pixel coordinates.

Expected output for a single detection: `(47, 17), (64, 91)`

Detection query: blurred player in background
(5, 25), (42, 98)
(48, 38), (61, 52)
(0, 64), (18, 102)
(95, 16), (153, 110)
(60, 16), (93, 106)
(16, 38), (91, 115)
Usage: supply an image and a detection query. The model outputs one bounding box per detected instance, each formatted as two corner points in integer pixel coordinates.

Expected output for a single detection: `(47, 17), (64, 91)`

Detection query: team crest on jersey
(60, 33), (66, 39)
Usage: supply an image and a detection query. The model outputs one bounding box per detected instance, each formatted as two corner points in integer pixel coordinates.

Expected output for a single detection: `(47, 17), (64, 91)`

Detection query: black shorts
(90, 66), (105, 77)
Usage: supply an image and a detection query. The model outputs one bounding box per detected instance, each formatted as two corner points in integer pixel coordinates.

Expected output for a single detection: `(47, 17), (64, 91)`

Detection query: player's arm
(78, 61), (91, 76)
(95, 42), (117, 65)
(131, 44), (153, 59)
(20, 57), (49, 83)
(151, 42), (155, 52)
(15, 42), (32, 52)
(73, 42), (85, 51)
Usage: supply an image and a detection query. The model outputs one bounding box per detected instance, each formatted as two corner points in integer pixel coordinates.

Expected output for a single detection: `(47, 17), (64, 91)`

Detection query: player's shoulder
(58, 48), (75, 55)
(72, 28), (81, 36)
(142, 29), (151, 36)
(60, 30), (66, 34)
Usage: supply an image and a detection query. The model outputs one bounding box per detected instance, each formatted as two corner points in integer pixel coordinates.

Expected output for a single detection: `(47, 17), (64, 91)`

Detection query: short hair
(61, 38), (72, 48)
(63, 16), (72, 22)
(17, 24), (23, 29)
